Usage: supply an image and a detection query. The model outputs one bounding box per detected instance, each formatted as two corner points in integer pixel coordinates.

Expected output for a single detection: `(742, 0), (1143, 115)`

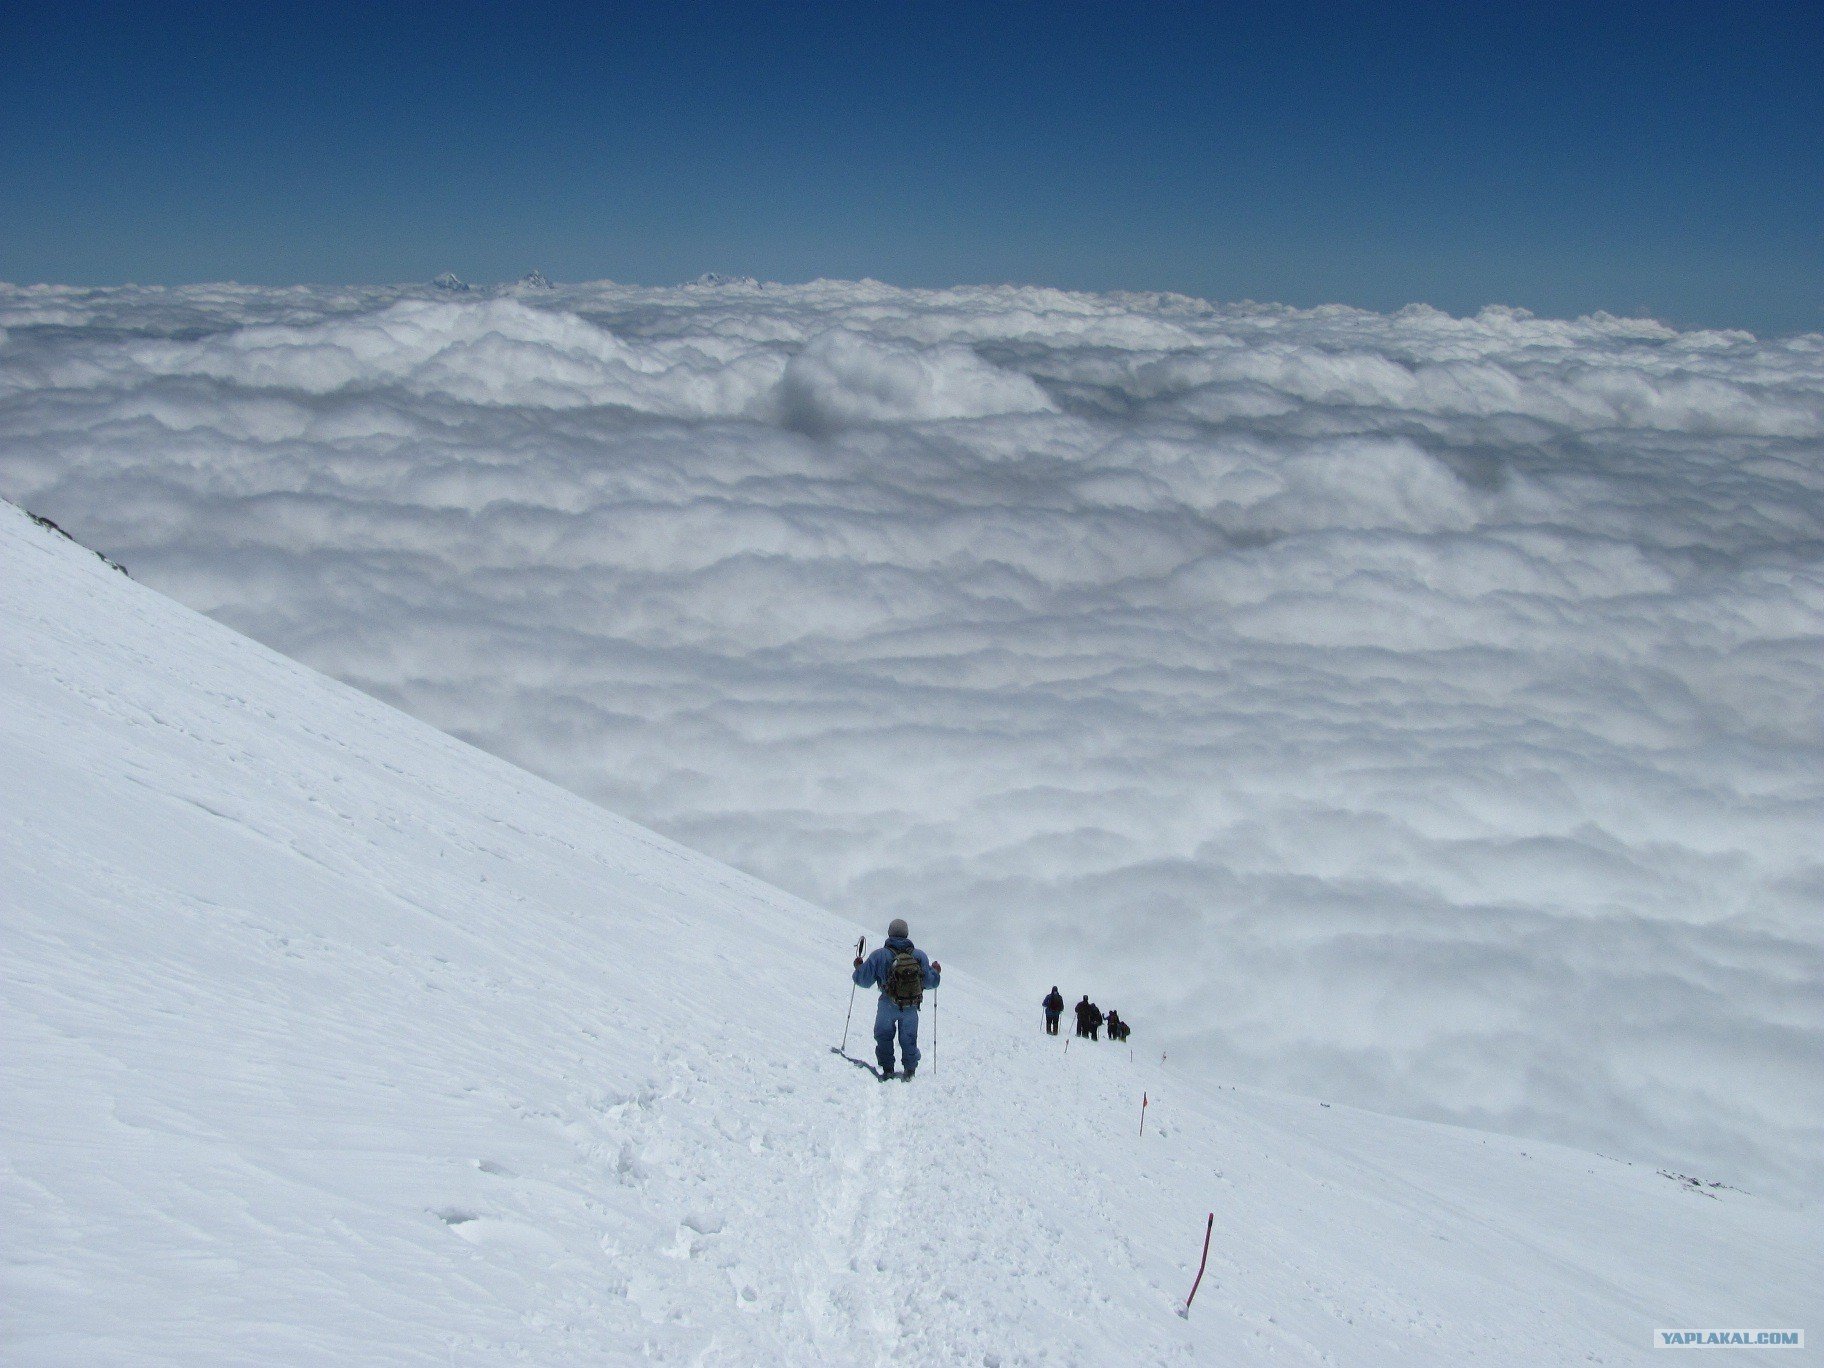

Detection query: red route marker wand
(1177, 1213), (1215, 1318)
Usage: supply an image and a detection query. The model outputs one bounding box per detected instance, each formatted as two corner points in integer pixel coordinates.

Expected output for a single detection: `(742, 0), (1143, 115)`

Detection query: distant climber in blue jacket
(852, 918), (941, 1080)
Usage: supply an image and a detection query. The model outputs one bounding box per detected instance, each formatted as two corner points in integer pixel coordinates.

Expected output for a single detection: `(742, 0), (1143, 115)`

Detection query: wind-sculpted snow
(3, 278), (1821, 1197)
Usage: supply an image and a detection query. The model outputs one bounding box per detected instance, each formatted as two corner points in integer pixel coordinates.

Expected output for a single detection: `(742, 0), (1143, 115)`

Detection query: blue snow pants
(874, 996), (921, 1075)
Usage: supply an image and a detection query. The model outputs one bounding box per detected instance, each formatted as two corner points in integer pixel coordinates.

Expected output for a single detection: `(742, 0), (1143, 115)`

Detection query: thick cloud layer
(4, 277), (1820, 1196)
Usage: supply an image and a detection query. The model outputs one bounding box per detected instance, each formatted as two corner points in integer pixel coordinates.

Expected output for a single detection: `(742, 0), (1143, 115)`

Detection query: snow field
(2, 503), (1817, 1365)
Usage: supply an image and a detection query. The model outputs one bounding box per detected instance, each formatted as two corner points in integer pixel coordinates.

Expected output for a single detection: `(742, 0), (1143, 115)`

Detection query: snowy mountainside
(1, 502), (1816, 1365)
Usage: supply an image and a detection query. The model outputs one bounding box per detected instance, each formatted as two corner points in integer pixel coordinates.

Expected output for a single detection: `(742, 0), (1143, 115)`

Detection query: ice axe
(834, 935), (866, 1055)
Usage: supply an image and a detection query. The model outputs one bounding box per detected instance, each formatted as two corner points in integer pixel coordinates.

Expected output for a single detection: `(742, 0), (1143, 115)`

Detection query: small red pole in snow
(1177, 1213), (1215, 1318)
(1140, 1092), (1148, 1137)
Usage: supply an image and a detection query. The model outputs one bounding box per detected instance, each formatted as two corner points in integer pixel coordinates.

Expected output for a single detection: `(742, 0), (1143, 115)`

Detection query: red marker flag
(1178, 1213), (1215, 1317)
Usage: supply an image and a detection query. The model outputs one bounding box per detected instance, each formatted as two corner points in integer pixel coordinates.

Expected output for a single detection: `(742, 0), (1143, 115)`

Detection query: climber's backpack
(883, 945), (925, 1007)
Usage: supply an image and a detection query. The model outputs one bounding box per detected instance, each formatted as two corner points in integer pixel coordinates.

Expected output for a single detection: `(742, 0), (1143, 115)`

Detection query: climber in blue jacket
(852, 918), (941, 1080)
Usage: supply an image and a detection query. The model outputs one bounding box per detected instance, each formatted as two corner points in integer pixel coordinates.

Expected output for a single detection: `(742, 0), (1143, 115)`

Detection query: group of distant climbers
(1042, 988), (1130, 1043)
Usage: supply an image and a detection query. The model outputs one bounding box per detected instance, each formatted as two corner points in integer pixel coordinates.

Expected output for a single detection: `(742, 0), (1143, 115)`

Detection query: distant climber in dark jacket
(852, 918), (940, 1079)
(1074, 995), (1095, 1038)
(1043, 988), (1064, 1035)
(1086, 1003), (1104, 1041)
(1106, 1009), (1129, 1042)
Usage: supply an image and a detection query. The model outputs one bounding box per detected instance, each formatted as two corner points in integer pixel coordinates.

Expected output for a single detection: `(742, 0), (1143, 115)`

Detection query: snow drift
(3, 502), (1817, 1364)
(1, 279), (1820, 1199)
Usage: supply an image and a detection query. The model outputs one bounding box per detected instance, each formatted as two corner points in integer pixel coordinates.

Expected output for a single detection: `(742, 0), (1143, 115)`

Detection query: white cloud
(777, 328), (1056, 430)
(3, 277), (1820, 1197)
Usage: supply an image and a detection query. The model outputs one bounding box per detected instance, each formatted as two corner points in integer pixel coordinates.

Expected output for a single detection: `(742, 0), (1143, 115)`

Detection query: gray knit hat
(887, 918), (909, 939)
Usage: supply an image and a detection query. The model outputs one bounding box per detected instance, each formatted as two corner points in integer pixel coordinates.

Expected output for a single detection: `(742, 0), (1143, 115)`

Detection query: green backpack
(883, 945), (925, 1007)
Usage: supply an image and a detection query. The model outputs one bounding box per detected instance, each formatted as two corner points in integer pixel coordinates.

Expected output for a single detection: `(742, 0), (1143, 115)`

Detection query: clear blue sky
(3, 0), (1819, 333)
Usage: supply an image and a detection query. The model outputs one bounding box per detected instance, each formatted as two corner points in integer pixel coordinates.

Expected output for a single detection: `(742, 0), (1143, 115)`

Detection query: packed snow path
(3, 501), (1817, 1365)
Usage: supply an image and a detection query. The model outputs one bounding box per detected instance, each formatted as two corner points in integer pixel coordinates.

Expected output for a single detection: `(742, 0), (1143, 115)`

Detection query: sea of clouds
(3, 277), (1820, 1196)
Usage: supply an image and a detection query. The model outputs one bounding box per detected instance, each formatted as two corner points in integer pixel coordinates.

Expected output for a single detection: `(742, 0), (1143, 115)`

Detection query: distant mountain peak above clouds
(430, 272), (471, 292)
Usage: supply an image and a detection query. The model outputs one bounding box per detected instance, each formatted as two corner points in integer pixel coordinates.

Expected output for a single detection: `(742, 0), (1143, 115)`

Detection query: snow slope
(2, 500), (1817, 1365)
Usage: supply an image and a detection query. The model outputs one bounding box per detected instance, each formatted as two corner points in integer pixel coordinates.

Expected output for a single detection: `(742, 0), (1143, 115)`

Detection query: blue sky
(2, 0), (1818, 332)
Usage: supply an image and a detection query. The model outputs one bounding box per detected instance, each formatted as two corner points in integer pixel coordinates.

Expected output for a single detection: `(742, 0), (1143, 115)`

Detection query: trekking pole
(931, 985), (938, 1077)
(837, 935), (865, 1054)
